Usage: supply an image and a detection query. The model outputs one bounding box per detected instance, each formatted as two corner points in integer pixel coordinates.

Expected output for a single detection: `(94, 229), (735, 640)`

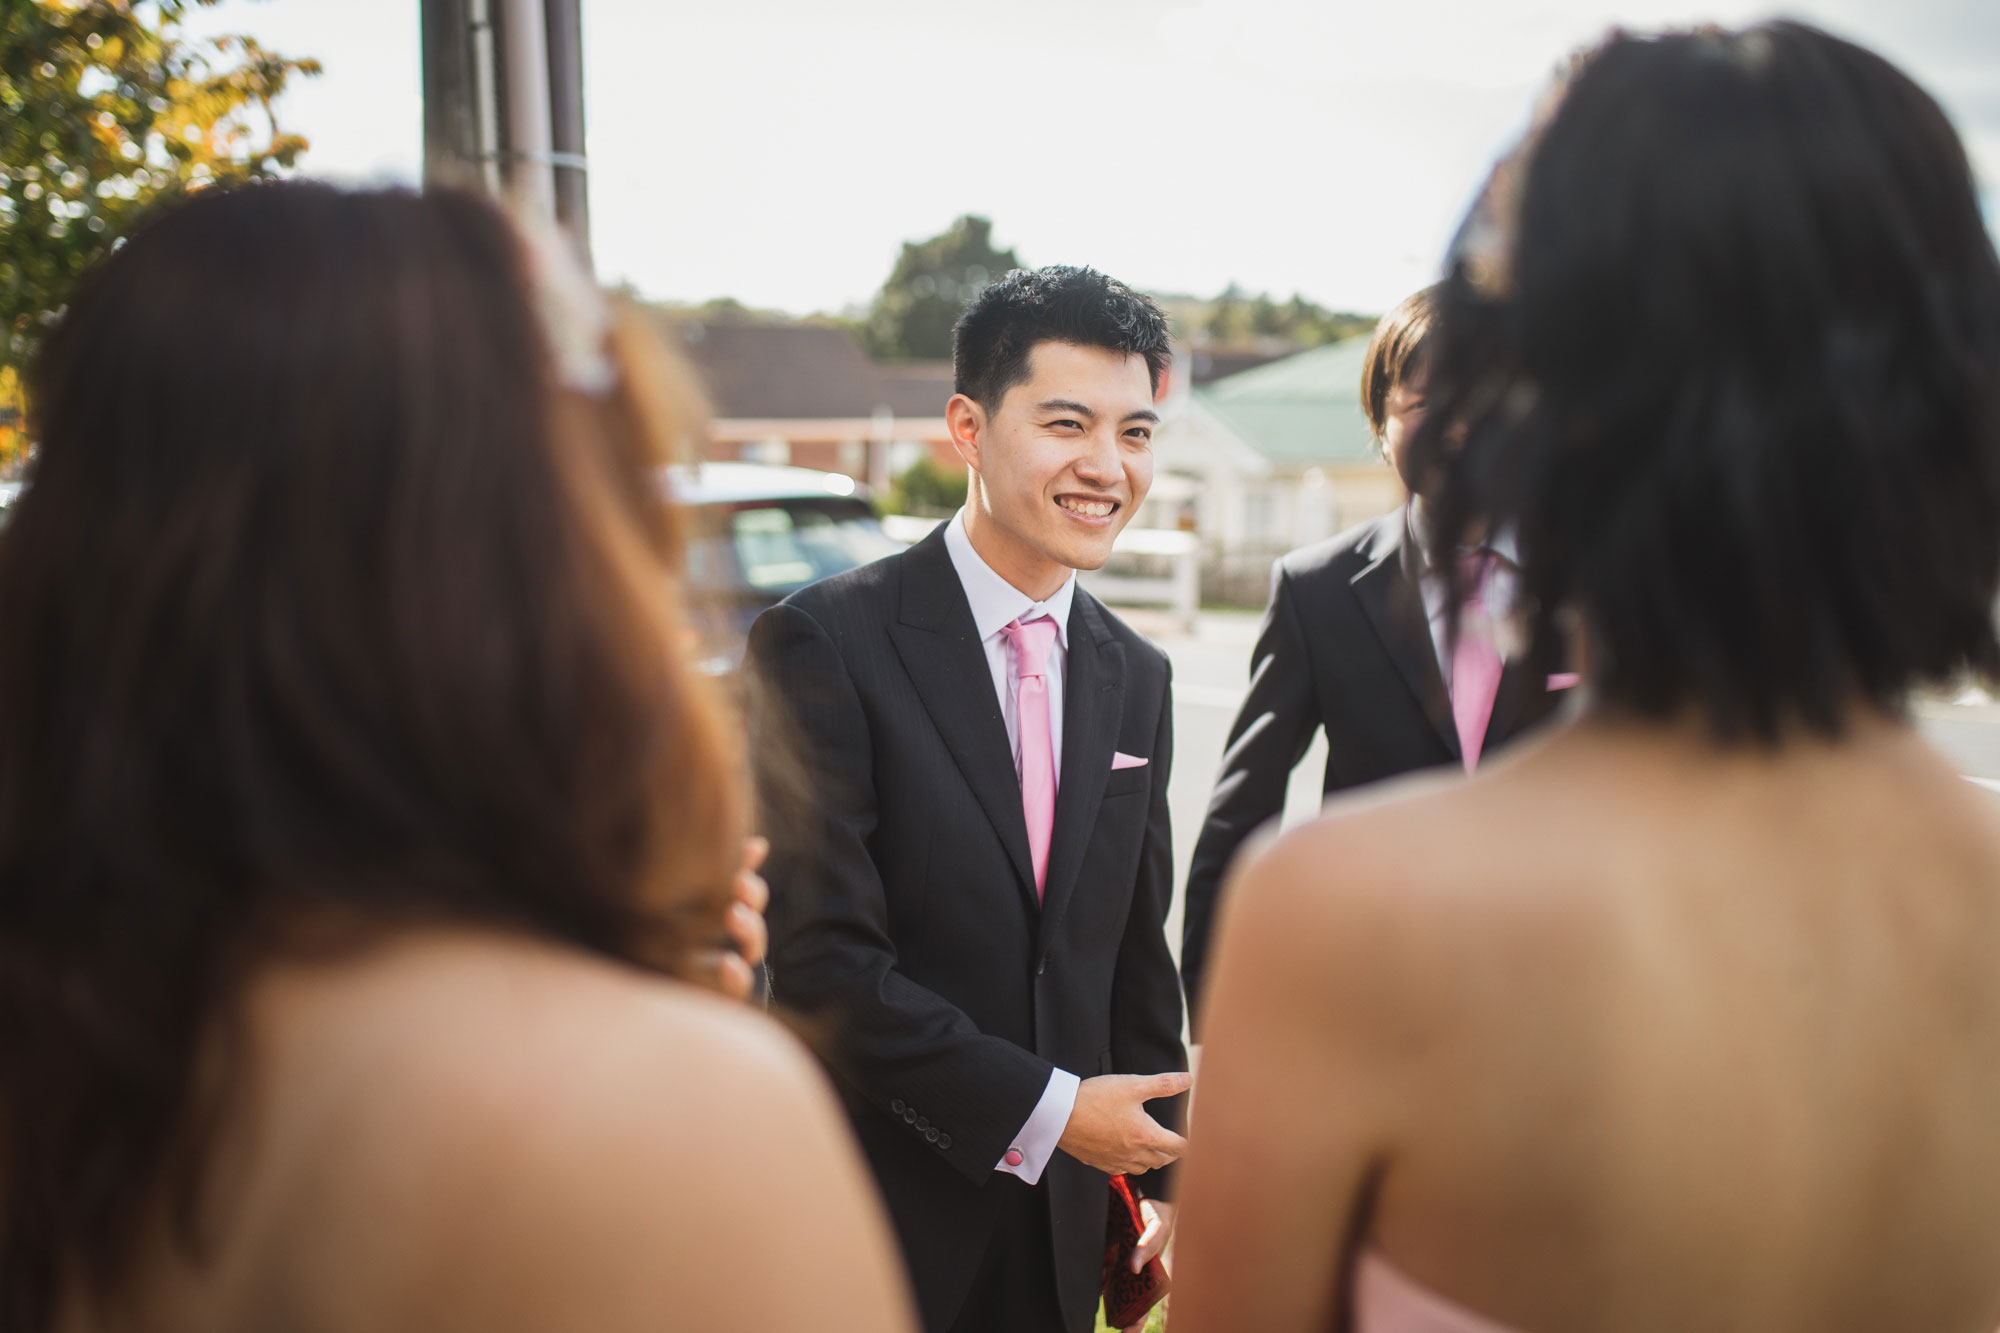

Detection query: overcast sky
(185, 0), (2000, 316)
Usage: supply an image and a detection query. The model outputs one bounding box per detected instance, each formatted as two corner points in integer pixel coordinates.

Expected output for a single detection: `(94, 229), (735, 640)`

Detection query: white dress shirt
(1410, 505), (1519, 689)
(942, 511), (1081, 1186)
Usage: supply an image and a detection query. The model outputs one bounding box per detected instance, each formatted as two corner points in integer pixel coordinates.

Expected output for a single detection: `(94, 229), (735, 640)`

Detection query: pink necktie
(1000, 616), (1059, 899)
(1452, 551), (1504, 773)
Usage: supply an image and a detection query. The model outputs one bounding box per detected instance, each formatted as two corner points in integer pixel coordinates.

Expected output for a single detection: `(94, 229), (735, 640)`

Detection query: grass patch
(1094, 1298), (1169, 1332)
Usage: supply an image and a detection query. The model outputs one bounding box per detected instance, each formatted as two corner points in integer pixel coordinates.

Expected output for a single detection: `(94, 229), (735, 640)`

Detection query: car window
(730, 502), (903, 591)
(681, 498), (903, 601)
(732, 507), (820, 588)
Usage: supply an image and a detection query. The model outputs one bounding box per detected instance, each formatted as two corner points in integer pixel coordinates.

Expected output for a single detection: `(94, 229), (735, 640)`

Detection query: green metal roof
(1192, 336), (1383, 467)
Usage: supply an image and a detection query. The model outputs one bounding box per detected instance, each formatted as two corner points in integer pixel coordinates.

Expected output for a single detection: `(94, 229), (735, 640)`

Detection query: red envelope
(1101, 1173), (1170, 1328)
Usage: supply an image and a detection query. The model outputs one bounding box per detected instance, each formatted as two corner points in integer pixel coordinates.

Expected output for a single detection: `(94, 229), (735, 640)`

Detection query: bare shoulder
(1222, 766), (1509, 959)
(254, 932), (912, 1331)
(269, 931), (818, 1140)
(1209, 739), (1614, 1039)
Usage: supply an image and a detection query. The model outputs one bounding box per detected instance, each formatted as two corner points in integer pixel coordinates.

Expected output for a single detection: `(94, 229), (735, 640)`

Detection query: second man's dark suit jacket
(1179, 506), (1565, 1019)
(745, 526), (1188, 1333)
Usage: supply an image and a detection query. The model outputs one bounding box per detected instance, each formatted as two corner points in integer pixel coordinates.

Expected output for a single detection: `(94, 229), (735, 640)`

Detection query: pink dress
(1355, 1252), (2000, 1332)
(1352, 1253), (1517, 1333)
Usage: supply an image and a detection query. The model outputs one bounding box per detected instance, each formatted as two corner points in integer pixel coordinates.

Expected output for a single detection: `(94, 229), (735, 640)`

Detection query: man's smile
(1055, 494), (1120, 521)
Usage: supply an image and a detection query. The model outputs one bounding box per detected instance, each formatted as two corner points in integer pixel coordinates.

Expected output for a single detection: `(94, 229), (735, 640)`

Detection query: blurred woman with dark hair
(1173, 22), (2000, 1333)
(0, 182), (913, 1333)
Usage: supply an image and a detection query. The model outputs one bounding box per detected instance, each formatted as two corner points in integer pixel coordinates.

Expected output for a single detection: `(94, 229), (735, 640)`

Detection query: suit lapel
(886, 531), (1039, 908)
(1487, 657), (1533, 747)
(1036, 593), (1123, 958)
(1489, 653), (1564, 748)
(1350, 516), (1462, 760)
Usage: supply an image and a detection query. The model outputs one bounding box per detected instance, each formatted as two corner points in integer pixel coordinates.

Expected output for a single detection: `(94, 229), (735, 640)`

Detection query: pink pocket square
(1547, 672), (1581, 691)
(1110, 752), (1148, 770)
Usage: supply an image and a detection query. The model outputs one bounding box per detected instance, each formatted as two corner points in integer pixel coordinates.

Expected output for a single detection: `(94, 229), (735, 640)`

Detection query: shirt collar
(943, 510), (1075, 648)
(1406, 499), (1520, 573)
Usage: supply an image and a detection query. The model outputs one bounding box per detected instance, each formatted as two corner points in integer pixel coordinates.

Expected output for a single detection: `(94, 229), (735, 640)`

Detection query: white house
(1151, 337), (1406, 605)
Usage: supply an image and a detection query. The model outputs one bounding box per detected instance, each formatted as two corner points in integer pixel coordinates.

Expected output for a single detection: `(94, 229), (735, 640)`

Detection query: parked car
(665, 462), (905, 672)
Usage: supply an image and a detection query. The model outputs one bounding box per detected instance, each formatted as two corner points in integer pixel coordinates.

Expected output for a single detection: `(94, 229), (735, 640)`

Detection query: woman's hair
(0, 182), (745, 1324)
(1359, 283), (1440, 439)
(1415, 21), (2000, 740)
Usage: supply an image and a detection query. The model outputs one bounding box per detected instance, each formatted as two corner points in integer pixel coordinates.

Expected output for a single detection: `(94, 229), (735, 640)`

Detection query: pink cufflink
(1004, 1149), (1024, 1167)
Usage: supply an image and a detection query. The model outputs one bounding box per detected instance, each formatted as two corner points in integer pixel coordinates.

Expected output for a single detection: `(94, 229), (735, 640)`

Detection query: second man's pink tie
(1452, 551), (1504, 772)
(1000, 616), (1059, 899)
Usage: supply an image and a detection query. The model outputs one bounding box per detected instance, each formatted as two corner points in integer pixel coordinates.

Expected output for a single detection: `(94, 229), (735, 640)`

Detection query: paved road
(1124, 610), (1326, 951)
(1126, 610), (2000, 951)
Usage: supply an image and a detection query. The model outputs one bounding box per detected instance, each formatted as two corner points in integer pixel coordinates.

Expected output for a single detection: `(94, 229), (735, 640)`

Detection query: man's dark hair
(1414, 20), (2000, 742)
(952, 265), (1172, 411)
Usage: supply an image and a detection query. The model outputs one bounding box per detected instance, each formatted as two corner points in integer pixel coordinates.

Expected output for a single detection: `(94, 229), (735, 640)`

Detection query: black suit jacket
(1180, 507), (1564, 1019)
(746, 526), (1187, 1333)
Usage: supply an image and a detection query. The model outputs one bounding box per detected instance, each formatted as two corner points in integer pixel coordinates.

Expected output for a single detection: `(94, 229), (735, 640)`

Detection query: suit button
(890, 1099), (906, 1115)
(938, 1134), (952, 1150)
(915, 1117), (929, 1131)
(903, 1109), (917, 1124)
(925, 1128), (940, 1143)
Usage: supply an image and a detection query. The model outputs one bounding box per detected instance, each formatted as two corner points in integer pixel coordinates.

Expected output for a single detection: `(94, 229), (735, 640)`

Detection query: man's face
(952, 341), (1157, 589)
(1379, 373), (1430, 497)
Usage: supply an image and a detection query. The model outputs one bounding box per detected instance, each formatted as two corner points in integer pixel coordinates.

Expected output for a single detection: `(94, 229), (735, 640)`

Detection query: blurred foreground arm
(1169, 823), (1407, 1332)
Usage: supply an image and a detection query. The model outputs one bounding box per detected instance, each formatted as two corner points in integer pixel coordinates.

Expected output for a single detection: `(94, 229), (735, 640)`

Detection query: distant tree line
(1176, 284), (1377, 348)
(687, 214), (1379, 365)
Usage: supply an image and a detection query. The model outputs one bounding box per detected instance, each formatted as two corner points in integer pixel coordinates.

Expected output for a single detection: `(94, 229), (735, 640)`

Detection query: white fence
(1080, 528), (1201, 631)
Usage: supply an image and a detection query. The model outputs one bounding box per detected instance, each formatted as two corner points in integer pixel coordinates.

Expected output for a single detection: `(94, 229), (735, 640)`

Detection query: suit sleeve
(746, 601), (1054, 1187)
(1180, 563), (1321, 1030)
(1111, 654), (1190, 1196)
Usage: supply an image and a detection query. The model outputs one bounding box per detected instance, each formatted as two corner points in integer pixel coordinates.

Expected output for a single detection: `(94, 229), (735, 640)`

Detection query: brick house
(661, 317), (960, 491)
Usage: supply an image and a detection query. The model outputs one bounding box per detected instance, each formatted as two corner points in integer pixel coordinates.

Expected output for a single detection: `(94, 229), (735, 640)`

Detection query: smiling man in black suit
(747, 267), (1190, 1333)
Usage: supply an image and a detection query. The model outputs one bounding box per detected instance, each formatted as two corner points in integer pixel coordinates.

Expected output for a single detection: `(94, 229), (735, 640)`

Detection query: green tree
(0, 0), (318, 469)
(882, 453), (967, 518)
(1198, 284), (1374, 349)
(862, 214), (1021, 361)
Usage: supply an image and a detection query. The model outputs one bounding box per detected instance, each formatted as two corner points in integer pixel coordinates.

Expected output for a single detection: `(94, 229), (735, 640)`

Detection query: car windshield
(686, 498), (904, 598)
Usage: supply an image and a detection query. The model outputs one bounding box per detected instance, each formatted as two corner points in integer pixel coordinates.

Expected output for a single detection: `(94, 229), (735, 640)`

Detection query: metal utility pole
(497, 0), (555, 220)
(544, 0), (590, 260)
(420, 0), (592, 266)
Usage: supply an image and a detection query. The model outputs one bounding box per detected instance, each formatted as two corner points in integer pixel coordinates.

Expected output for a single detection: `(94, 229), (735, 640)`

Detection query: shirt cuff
(994, 1067), (1079, 1185)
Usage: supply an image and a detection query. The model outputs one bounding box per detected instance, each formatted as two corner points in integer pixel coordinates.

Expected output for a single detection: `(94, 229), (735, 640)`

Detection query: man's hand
(1120, 1199), (1176, 1332)
(1056, 1072), (1191, 1175)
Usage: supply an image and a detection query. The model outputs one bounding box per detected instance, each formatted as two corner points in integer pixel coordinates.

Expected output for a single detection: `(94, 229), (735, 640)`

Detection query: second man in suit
(1180, 284), (1569, 1019)
(748, 267), (1190, 1333)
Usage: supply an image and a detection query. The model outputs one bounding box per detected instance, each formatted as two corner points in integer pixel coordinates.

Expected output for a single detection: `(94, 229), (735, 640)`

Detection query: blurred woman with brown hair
(1172, 21), (2000, 1333)
(0, 182), (913, 1333)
